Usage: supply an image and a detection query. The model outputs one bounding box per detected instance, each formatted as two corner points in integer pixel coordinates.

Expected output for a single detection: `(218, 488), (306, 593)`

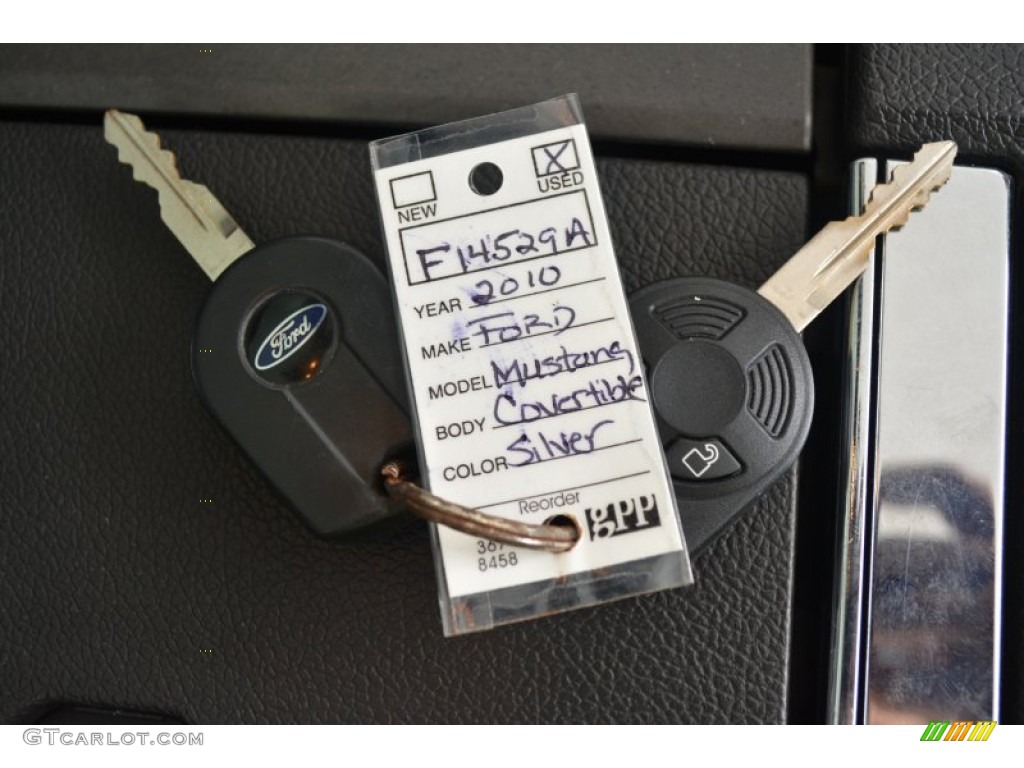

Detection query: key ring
(380, 461), (579, 553)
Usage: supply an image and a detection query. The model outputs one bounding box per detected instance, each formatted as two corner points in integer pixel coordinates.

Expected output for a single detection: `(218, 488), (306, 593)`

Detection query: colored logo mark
(920, 720), (996, 742)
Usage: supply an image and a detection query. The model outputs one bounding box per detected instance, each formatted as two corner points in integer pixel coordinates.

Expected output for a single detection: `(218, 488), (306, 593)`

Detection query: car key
(631, 141), (957, 553)
(103, 109), (414, 535)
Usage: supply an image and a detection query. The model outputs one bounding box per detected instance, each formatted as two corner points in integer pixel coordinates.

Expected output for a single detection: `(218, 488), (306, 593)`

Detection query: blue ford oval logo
(253, 303), (328, 371)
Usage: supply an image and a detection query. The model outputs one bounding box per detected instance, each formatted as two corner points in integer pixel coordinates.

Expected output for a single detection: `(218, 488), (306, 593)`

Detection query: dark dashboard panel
(0, 44), (812, 151)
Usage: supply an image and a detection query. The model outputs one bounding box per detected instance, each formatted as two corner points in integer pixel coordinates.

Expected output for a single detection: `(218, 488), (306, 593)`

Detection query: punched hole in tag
(543, 514), (582, 540)
(468, 162), (503, 196)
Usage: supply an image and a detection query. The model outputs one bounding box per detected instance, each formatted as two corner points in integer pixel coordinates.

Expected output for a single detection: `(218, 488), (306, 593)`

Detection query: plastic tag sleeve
(370, 95), (693, 635)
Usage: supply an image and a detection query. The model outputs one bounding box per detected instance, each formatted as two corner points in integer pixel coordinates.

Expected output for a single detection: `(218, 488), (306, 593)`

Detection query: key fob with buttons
(631, 277), (813, 554)
(633, 141), (958, 553)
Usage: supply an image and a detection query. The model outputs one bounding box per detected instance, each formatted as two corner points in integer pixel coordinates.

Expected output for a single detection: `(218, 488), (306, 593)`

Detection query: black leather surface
(848, 43), (1022, 723)
(849, 44), (1024, 173)
(0, 118), (807, 723)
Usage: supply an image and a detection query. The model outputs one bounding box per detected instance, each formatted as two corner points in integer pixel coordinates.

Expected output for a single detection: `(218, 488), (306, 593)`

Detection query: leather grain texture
(0, 118), (807, 723)
(849, 43), (1023, 723)
(849, 44), (1024, 172)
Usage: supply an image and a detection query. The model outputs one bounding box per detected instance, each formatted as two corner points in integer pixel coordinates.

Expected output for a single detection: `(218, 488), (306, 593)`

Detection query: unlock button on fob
(666, 438), (741, 482)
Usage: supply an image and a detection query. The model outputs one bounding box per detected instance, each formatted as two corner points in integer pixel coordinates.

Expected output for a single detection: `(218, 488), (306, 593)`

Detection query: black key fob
(631, 277), (814, 553)
(192, 236), (413, 535)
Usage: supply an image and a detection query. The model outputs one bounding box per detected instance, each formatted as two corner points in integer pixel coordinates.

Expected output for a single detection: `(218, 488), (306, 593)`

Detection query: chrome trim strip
(828, 159), (878, 724)
(865, 164), (1009, 724)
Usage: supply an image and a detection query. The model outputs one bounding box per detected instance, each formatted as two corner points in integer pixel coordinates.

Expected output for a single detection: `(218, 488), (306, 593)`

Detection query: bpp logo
(585, 495), (661, 540)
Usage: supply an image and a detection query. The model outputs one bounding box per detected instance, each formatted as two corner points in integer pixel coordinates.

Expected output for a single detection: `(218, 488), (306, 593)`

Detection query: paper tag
(370, 95), (692, 635)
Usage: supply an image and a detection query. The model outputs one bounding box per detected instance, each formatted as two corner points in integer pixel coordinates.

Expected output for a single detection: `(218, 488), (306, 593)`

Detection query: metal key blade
(759, 140), (957, 332)
(104, 109), (255, 280)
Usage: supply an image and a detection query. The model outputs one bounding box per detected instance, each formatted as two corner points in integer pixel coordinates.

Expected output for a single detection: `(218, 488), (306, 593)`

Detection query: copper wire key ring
(381, 461), (579, 553)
